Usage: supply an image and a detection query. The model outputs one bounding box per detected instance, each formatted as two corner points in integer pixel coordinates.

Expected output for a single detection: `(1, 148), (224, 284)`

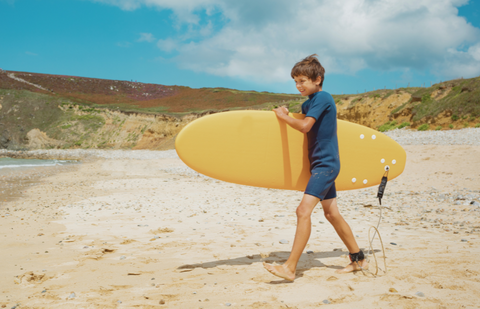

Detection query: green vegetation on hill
(1, 70), (480, 150)
(1, 71), (303, 115)
(378, 121), (411, 132)
(0, 89), (105, 149)
(404, 77), (480, 121)
(0, 71), (306, 149)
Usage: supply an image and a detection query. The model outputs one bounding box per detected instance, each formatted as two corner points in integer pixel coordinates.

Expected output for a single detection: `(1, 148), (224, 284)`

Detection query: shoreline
(0, 163), (81, 207)
(0, 132), (479, 308)
(0, 127), (479, 161)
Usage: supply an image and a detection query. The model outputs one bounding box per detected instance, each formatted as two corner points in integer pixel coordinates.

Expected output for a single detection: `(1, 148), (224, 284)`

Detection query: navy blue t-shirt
(301, 91), (340, 174)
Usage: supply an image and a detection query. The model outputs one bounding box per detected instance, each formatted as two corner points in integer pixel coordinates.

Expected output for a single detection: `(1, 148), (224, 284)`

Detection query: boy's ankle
(349, 250), (365, 262)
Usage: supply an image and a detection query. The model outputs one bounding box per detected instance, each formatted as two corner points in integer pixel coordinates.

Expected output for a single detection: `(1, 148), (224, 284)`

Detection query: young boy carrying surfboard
(263, 54), (367, 281)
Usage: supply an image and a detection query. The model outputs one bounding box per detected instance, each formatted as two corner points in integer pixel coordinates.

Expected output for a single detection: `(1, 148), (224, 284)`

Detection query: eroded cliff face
(337, 92), (412, 127)
(336, 87), (461, 129)
(25, 106), (213, 151)
(21, 85), (473, 151)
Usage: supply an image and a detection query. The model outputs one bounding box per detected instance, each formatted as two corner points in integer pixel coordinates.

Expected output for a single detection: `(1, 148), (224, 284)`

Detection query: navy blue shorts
(304, 168), (337, 201)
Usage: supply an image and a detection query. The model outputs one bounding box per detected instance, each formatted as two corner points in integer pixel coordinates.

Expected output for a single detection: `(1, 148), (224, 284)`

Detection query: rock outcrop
(26, 129), (61, 149)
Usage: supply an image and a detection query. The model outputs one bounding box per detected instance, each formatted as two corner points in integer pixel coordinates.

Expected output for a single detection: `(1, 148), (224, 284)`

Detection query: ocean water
(0, 157), (77, 175)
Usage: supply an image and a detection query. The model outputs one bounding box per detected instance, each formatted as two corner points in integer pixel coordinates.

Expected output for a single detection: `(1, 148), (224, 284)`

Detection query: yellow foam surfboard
(175, 111), (406, 191)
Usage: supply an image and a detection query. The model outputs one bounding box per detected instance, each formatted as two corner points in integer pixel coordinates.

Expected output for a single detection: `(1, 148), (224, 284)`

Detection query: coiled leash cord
(355, 172), (389, 277)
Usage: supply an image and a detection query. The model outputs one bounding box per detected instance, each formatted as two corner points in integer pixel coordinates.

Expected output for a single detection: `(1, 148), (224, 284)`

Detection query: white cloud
(468, 43), (480, 62)
(440, 42), (480, 77)
(157, 38), (178, 52)
(93, 0), (480, 82)
(138, 32), (156, 42)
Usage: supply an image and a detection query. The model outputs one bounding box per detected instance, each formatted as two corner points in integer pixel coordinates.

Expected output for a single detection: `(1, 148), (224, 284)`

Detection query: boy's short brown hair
(291, 54), (325, 87)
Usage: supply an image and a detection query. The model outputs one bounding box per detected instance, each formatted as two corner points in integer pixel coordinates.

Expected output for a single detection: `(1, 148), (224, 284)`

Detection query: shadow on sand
(177, 249), (380, 283)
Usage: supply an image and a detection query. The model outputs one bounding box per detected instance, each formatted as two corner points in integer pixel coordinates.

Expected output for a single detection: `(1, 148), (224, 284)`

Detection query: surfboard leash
(357, 171), (389, 277)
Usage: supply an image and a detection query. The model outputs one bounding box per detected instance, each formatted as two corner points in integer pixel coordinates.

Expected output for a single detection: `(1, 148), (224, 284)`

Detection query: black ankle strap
(349, 250), (365, 262)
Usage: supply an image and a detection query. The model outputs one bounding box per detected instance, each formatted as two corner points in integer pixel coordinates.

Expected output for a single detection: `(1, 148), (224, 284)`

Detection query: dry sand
(1, 145), (480, 308)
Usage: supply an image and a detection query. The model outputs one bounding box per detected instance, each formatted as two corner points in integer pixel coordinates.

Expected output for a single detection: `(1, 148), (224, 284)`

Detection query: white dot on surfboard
(385, 165), (390, 171)
(363, 179), (368, 184)
(372, 135), (376, 139)
(381, 158), (385, 163)
(360, 134), (365, 139)
(352, 178), (356, 183)
(392, 160), (396, 164)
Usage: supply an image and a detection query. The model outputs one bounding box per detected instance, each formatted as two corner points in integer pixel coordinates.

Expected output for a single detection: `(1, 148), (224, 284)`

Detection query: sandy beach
(1, 129), (480, 309)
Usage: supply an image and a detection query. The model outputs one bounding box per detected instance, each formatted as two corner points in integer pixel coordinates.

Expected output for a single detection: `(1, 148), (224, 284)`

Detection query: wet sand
(0, 164), (80, 204)
(0, 145), (479, 308)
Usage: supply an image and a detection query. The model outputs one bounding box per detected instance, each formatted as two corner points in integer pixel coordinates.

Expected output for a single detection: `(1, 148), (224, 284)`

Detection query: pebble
(322, 299), (331, 304)
(69, 292), (76, 298)
(415, 291), (425, 297)
(225, 303), (231, 306)
(390, 242), (397, 245)
(159, 299), (165, 305)
(120, 255), (126, 260)
(307, 250), (314, 254)
(389, 288), (398, 293)
(279, 239), (289, 244)
(461, 239), (468, 242)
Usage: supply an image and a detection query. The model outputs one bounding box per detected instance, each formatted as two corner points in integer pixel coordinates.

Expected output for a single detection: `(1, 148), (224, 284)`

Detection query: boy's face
(293, 75), (322, 96)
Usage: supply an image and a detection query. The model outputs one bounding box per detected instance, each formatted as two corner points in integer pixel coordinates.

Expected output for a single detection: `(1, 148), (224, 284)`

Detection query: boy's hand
(273, 106), (289, 117)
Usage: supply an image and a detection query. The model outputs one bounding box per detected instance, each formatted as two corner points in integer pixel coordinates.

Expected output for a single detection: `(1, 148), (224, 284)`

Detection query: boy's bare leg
(263, 194), (319, 281)
(321, 198), (368, 273)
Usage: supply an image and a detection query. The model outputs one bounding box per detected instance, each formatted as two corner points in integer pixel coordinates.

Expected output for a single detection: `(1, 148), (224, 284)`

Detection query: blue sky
(1, 0), (480, 95)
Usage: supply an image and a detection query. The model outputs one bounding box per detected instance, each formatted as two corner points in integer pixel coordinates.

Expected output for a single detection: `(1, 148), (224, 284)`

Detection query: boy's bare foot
(263, 262), (295, 281)
(335, 259), (368, 274)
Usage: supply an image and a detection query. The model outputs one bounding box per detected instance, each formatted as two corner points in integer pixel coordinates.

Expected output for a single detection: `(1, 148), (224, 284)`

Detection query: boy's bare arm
(273, 107), (316, 133)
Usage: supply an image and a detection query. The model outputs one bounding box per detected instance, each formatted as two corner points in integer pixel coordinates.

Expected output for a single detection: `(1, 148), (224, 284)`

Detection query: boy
(263, 54), (367, 281)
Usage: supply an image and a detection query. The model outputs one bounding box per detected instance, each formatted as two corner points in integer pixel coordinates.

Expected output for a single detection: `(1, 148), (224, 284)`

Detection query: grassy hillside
(2, 71), (302, 115)
(409, 78), (480, 121)
(0, 89), (105, 149)
(331, 76), (480, 131)
(1, 69), (479, 151)
(0, 70), (304, 150)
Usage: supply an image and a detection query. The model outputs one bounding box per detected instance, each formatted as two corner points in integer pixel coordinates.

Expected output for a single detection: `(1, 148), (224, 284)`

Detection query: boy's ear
(315, 76), (322, 86)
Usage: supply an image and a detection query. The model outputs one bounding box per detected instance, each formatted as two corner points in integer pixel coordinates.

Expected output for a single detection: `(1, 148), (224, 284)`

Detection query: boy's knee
(296, 205), (311, 219)
(324, 211), (340, 223)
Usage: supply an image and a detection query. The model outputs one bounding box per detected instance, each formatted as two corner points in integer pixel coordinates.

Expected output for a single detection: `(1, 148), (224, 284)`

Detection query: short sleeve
(305, 95), (328, 120)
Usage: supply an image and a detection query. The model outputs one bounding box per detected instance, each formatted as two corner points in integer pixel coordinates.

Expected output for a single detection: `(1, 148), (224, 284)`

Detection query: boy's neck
(308, 88), (323, 99)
